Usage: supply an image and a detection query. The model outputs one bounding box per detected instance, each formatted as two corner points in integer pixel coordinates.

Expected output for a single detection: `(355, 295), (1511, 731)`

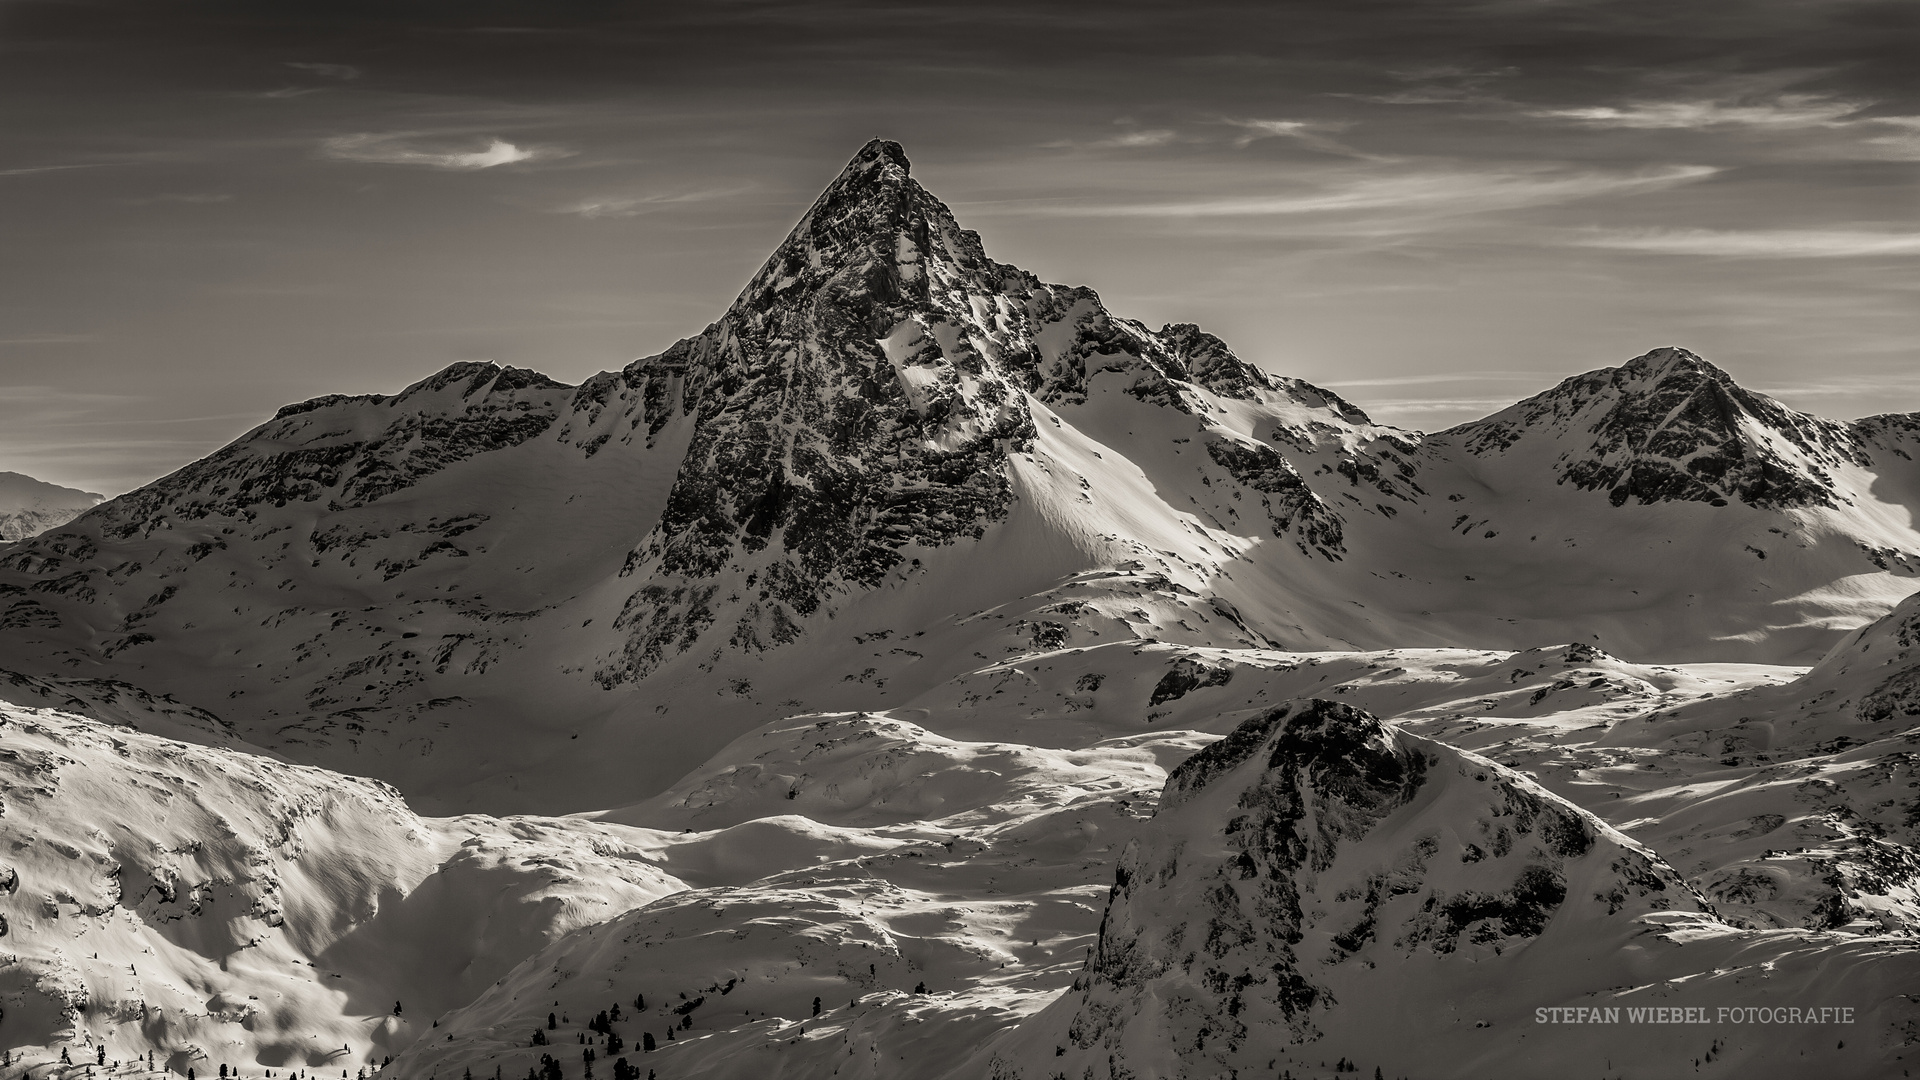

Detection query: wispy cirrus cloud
(1755, 371), (1920, 400)
(321, 133), (568, 170)
(553, 187), (751, 218)
(286, 61), (361, 80)
(1044, 128), (1179, 150)
(1353, 397), (1527, 422)
(0, 334), (101, 345)
(124, 193), (233, 205)
(1531, 94), (1867, 130)
(0, 163), (114, 177)
(1011, 164), (1716, 219)
(1318, 370), (1547, 389)
(1566, 228), (1920, 258)
(1221, 117), (1377, 158)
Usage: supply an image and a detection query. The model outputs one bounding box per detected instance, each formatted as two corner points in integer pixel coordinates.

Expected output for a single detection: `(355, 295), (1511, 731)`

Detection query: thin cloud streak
(1043, 129), (1179, 150)
(553, 187), (753, 218)
(1222, 117), (1378, 159)
(0, 163), (114, 177)
(1319, 371), (1551, 389)
(1569, 229), (1920, 258)
(1361, 396), (1530, 414)
(286, 61), (361, 80)
(321, 133), (568, 170)
(1532, 94), (1868, 130)
(996, 165), (1717, 219)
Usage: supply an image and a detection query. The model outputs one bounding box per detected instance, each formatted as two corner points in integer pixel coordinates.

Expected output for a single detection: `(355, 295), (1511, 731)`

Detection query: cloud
(321, 133), (567, 170)
(286, 62), (361, 80)
(1318, 371), (1547, 389)
(0, 334), (101, 345)
(553, 188), (749, 219)
(0, 163), (112, 177)
(1045, 129), (1179, 150)
(1566, 228), (1920, 258)
(1012, 164), (1716, 219)
(1362, 396), (1526, 413)
(125, 193), (233, 205)
(1862, 115), (1920, 159)
(1531, 94), (1867, 130)
(1221, 118), (1375, 158)
(1754, 372), (1920, 400)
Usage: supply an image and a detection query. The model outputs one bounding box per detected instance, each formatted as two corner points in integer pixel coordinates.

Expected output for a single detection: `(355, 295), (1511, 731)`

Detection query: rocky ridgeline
(1451, 346), (1873, 509)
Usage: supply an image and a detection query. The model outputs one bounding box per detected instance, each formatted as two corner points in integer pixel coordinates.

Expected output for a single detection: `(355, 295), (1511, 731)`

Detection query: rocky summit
(2, 141), (1920, 1078)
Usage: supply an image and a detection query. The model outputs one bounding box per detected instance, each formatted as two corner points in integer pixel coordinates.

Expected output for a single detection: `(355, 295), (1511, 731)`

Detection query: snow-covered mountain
(4, 139), (1920, 1078)
(0, 141), (1915, 817)
(0, 472), (102, 542)
(979, 699), (1920, 1080)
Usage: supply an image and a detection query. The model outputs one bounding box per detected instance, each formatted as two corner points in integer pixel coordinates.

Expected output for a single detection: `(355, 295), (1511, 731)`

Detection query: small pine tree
(395, 1001), (403, 1016)
(188, 1070), (195, 1080)
(550, 1012), (558, 1030)
(221, 1065), (229, 1079)
(98, 1047), (108, 1066)
(62, 1048), (73, 1065)
(642, 1033), (655, 1054)
(610, 1003), (622, 1022)
(914, 981), (927, 994)
(811, 997), (821, 1017)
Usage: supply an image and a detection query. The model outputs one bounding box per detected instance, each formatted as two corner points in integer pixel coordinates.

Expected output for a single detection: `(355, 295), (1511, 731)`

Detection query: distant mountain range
(0, 470), (101, 541)
(2, 141), (1918, 1078)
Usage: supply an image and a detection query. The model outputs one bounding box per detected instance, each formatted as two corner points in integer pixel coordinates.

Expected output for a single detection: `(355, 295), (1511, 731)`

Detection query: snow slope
(0, 702), (684, 1070)
(6, 594), (1920, 1075)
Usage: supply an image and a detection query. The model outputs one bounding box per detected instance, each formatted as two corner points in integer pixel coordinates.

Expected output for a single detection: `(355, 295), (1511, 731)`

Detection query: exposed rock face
(596, 140), (1351, 682)
(1454, 347), (1866, 509)
(996, 699), (1704, 1077)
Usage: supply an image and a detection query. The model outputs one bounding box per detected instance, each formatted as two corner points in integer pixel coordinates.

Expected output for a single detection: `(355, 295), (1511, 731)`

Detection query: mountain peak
(1619, 345), (1719, 380)
(844, 137), (911, 178)
(1453, 346), (1863, 509)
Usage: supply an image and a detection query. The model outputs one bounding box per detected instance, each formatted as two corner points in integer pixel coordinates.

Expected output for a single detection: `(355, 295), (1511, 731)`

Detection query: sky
(1, 0), (1916, 497)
